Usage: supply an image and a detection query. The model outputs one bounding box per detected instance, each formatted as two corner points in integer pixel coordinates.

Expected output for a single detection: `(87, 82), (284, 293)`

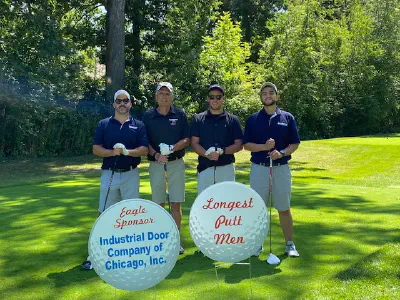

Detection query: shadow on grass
(47, 265), (99, 287)
(335, 237), (400, 281)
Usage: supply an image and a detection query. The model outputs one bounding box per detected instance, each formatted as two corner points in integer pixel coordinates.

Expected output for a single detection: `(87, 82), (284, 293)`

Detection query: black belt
(256, 161), (288, 167)
(107, 166), (136, 172)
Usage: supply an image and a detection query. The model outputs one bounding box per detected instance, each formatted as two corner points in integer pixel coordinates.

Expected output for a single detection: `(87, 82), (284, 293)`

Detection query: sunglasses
(115, 98), (130, 104)
(208, 95), (223, 100)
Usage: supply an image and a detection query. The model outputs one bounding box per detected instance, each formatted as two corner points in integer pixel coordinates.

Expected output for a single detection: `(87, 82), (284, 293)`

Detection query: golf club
(102, 155), (119, 212)
(164, 163), (171, 214)
(213, 145), (217, 184)
(267, 156), (281, 265)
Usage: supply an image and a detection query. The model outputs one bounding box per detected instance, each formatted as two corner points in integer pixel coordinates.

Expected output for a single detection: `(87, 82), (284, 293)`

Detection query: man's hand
(159, 143), (174, 156)
(270, 150), (283, 160)
(155, 153), (169, 164)
(113, 143), (129, 155)
(204, 147), (220, 161)
(265, 138), (275, 150)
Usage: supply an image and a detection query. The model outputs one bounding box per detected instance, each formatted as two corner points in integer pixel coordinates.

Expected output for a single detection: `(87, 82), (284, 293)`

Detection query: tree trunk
(106, 0), (126, 102)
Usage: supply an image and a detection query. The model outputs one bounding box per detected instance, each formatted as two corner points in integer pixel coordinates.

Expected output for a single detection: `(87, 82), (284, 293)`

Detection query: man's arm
(270, 143), (299, 160)
(191, 136), (207, 157)
(243, 139), (275, 152)
(224, 139), (243, 154)
(93, 145), (119, 157)
(173, 138), (190, 152)
(128, 146), (148, 157)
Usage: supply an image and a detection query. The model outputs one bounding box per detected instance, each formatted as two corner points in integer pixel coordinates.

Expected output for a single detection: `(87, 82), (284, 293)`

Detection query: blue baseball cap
(208, 84), (225, 95)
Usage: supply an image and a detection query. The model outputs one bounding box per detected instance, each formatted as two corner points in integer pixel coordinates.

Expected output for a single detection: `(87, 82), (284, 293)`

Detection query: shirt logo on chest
(129, 125), (138, 130)
(277, 122), (288, 127)
(169, 119), (178, 126)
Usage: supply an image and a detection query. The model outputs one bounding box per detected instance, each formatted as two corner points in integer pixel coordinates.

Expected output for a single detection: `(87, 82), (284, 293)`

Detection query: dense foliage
(0, 0), (399, 156)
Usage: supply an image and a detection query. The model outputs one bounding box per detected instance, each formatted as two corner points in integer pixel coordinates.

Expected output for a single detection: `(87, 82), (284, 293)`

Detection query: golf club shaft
(102, 155), (119, 212)
(269, 156), (273, 254)
(214, 146), (217, 184)
(164, 163), (171, 214)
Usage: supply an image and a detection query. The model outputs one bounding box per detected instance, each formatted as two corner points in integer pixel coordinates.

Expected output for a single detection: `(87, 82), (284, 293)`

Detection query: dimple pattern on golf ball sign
(190, 182), (268, 263)
(89, 199), (180, 291)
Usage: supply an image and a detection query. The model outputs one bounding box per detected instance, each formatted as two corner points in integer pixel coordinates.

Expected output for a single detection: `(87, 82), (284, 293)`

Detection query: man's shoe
(285, 242), (299, 257)
(252, 246), (263, 257)
(81, 260), (93, 270)
(179, 245), (185, 255)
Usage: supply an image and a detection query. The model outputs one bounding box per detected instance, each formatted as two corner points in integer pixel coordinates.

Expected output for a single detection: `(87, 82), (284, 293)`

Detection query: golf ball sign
(89, 199), (180, 291)
(189, 182), (268, 263)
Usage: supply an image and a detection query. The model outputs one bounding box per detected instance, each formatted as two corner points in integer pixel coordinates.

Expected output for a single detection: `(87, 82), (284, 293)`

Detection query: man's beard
(263, 99), (277, 107)
(116, 106), (129, 114)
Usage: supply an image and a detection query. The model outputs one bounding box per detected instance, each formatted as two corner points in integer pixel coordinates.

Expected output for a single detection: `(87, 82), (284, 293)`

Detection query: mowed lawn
(0, 134), (399, 300)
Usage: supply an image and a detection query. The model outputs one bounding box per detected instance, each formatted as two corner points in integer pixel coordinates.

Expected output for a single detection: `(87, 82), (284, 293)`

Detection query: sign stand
(214, 258), (254, 300)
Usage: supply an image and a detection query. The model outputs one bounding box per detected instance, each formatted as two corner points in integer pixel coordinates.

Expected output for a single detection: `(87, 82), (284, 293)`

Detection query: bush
(0, 94), (100, 158)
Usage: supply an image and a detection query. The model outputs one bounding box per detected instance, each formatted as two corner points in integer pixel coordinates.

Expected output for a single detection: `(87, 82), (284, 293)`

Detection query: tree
(105, 0), (126, 101)
(198, 12), (258, 122)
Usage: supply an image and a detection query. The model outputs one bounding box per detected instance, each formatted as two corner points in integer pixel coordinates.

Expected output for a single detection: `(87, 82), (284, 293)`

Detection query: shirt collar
(110, 115), (133, 122)
(153, 105), (176, 118)
(206, 109), (227, 118)
(260, 107), (281, 116)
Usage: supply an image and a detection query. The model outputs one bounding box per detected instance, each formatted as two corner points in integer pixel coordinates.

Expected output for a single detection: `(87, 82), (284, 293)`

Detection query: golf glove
(159, 143), (174, 156)
(113, 143), (129, 156)
(216, 147), (224, 155)
(204, 147), (215, 156)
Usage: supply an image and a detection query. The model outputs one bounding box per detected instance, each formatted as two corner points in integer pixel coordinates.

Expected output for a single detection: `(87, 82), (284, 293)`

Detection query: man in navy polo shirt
(143, 82), (190, 255)
(191, 84), (243, 194)
(243, 82), (300, 258)
(81, 89), (149, 270)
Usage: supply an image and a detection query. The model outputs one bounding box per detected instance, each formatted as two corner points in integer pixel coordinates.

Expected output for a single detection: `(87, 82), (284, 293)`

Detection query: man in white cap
(82, 89), (149, 270)
(143, 82), (190, 255)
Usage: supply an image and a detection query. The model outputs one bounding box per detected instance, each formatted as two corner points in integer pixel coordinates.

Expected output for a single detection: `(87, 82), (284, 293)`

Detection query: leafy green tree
(221, 0), (285, 61)
(0, 1), (104, 102)
(259, 0), (400, 138)
(198, 12), (259, 122)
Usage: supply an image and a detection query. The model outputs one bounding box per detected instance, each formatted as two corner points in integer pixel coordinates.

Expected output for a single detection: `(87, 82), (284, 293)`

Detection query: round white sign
(189, 182), (268, 263)
(88, 199), (180, 291)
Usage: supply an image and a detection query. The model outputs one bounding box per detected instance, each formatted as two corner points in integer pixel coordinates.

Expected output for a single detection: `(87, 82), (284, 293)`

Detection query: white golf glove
(113, 143), (129, 156)
(159, 143), (174, 156)
(204, 147), (215, 156)
(216, 147), (224, 155)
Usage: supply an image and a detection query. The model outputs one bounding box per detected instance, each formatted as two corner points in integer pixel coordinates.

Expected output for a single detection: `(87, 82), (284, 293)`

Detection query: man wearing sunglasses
(143, 82), (190, 255)
(191, 84), (243, 194)
(81, 89), (149, 270)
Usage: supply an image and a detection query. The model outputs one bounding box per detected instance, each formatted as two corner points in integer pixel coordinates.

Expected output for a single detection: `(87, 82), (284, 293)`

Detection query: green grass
(1, 134), (399, 299)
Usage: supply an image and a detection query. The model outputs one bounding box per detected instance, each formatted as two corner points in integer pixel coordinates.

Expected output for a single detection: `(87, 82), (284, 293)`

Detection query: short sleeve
(190, 115), (200, 137)
(93, 121), (104, 145)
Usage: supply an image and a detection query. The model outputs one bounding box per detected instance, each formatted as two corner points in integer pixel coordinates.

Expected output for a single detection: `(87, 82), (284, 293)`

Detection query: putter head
(267, 253), (280, 265)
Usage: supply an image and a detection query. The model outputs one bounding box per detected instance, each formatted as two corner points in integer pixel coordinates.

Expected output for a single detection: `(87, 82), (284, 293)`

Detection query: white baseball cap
(114, 90), (131, 101)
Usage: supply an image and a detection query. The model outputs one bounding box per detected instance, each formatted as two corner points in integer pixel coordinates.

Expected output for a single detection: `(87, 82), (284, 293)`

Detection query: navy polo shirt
(143, 106), (190, 161)
(191, 110), (243, 173)
(93, 115), (149, 170)
(243, 107), (300, 164)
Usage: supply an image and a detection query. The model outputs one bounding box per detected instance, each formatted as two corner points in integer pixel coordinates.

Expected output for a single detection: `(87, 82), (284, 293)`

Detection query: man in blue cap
(191, 84), (243, 194)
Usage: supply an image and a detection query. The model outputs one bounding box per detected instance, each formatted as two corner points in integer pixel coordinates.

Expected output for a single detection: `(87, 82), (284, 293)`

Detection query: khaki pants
(250, 163), (292, 211)
(149, 158), (185, 204)
(197, 163), (235, 194)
